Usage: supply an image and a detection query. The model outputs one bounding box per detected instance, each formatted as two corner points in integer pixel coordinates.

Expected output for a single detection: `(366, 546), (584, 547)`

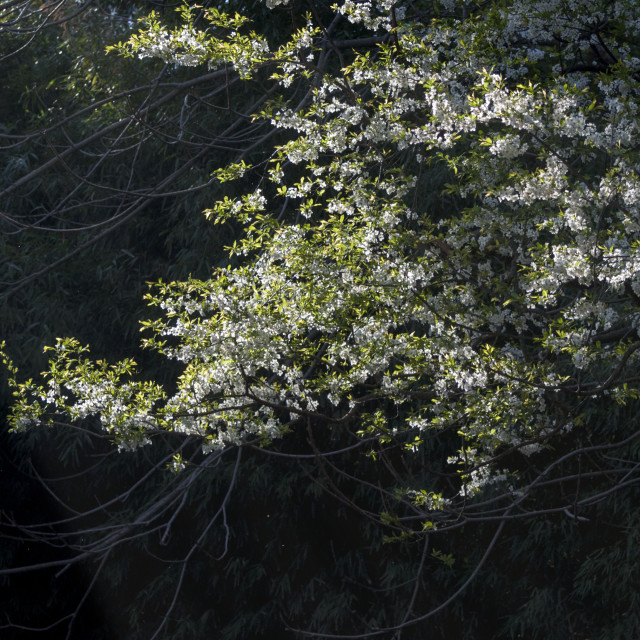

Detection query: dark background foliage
(1, 2), (639, 639)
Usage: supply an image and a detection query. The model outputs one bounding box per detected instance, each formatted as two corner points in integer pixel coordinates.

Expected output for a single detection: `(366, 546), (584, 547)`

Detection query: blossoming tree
(4, 0), (640, 635)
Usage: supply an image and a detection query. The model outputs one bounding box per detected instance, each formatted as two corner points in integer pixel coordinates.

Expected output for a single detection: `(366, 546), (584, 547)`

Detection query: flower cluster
(7, 0), (640, 501)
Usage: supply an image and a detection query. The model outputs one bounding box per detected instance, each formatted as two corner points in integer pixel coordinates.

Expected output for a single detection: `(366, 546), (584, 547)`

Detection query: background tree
(3, 1), (640, 639)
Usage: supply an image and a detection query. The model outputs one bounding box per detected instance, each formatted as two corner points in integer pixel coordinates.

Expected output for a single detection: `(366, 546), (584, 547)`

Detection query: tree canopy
(3, 1), (640, 638)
